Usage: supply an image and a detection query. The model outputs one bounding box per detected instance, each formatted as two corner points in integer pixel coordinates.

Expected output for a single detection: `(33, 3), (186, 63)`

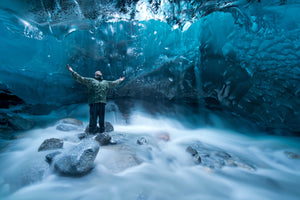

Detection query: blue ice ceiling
(0, 0), (299, 133)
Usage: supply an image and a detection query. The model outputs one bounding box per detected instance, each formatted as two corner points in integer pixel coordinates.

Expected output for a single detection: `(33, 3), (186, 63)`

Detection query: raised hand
(67, 64), (73, 72)
(120, 77), (125, 81)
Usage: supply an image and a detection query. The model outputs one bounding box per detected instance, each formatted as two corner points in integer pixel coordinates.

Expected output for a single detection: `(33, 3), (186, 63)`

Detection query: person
(67, 64), (125, 134)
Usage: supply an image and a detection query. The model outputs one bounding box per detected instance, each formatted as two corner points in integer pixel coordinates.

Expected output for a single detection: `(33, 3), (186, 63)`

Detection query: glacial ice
(0, 0), (299, 134)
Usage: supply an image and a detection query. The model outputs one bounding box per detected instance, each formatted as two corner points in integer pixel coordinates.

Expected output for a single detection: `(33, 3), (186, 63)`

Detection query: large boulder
(53, 139), (100, 176)
(56, 118), (84, 132)
(38, 138), (63, 151)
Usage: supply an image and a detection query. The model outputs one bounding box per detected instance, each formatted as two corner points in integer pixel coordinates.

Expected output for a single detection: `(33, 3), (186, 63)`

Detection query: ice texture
(0, 0), (299, 133)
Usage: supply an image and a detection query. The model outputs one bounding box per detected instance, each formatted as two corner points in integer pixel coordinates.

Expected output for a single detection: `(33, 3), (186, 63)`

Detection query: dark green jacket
(71, 71), (122, 104)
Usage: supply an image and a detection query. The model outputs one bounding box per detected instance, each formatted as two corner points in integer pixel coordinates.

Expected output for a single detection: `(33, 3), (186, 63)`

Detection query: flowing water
(0, 102), (299, 200)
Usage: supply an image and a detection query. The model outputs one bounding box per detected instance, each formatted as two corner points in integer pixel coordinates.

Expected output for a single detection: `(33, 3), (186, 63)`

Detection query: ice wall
(0, 0), (299, 133)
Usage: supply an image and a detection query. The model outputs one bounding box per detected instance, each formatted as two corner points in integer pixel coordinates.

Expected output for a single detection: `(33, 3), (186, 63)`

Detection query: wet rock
(94, 133), (112, 146)
(155, 132), (170, 141)
(137, 137), (148, 145)
(56, 124), (78, 132)
(213, 151), (231, 159)
(56, 118), (84, 132)
(53, 139), (100, 176)
(45, 151), (62, 164)
(101, 144), (143, 173)
(284, 151), (300, 159)
(85, 126), (90, 134)
(109, 138), (118, 145)
(0, 83), (25, 108)
(186, 146), (198, 156)
(186, 146), (202, 164)
(104, 121), (114, 132)
(57, 118), (83, 126)
(203, 156), (226, 169)
(77, 132), (88, 140)
(38, 138), (63, 151)
(193, 155), (202, 164)
(0, 112), (35, 132)
(233, 159), (256, 171)
(186, 142), (256, 171)
(187, 146), (209, 166)
(85, 121), (114, 134)
(226, 158), (238, 167)
(108, 132), (129, 144)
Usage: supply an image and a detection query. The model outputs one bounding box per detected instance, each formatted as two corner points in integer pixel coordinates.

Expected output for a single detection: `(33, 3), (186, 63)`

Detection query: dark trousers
(89, 102), (105, 134)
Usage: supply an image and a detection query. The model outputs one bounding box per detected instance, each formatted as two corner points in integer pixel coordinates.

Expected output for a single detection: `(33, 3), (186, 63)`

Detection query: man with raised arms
(67, 64), (125, 134)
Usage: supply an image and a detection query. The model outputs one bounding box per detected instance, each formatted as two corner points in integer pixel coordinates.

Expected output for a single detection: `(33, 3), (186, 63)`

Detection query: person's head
(95, 71), (103, 81)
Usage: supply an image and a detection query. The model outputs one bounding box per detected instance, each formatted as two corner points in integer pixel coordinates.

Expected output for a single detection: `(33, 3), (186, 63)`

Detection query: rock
(193, 155), (202, 164)
(0, 112), (35, 132)
(58, 118), (83, 126)
(77, 132), (88, 140)
(100, 144), (143, 173)
(109, 138), (118, 145)
(137, 137), (148, 145)
(105, 122), (114, 132)
(155, 132), (170, 141)
(56, 124), (81, 131)
(106, 132), (128, 144)
(0, 83), (25, 108)
(213, 151), (231, 159)
(234, 160), (256, 171)
(56, 118), (84, 132)
(284, 151), (300, 159)
(135, 134), (160, 149)
(94, 133), (112, 146)
(84, 121), (114, 134)
(202, 156), (225, 169)
(186, 146), (201, 164)
(186, 146), (198, 156)
(38, 138), (63, 151)
(226, 158), (238, 167)
(53, 139), (100, 176)
(45, 151), (62, 164)
(186, 142), (255, 171)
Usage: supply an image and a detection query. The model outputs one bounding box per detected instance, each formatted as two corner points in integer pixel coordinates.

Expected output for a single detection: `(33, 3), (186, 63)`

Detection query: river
(0, 102), (299, 200)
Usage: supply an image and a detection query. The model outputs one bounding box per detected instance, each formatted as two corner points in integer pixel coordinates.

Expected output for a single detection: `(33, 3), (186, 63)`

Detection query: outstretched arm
(67, 64), (90, 86)
(108, 77), (125, 87)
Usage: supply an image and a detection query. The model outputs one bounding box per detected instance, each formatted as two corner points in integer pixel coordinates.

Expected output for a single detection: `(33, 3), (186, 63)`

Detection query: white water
(0, 103), (299, 200)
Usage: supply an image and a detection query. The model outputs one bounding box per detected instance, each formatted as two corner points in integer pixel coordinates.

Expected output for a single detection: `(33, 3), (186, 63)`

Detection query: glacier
(1, 0), (299, 134)
(0, 1), (300, 200)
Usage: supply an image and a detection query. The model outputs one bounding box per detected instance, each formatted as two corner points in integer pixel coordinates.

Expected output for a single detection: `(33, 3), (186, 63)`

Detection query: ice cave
(0, 0), (299, 200)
